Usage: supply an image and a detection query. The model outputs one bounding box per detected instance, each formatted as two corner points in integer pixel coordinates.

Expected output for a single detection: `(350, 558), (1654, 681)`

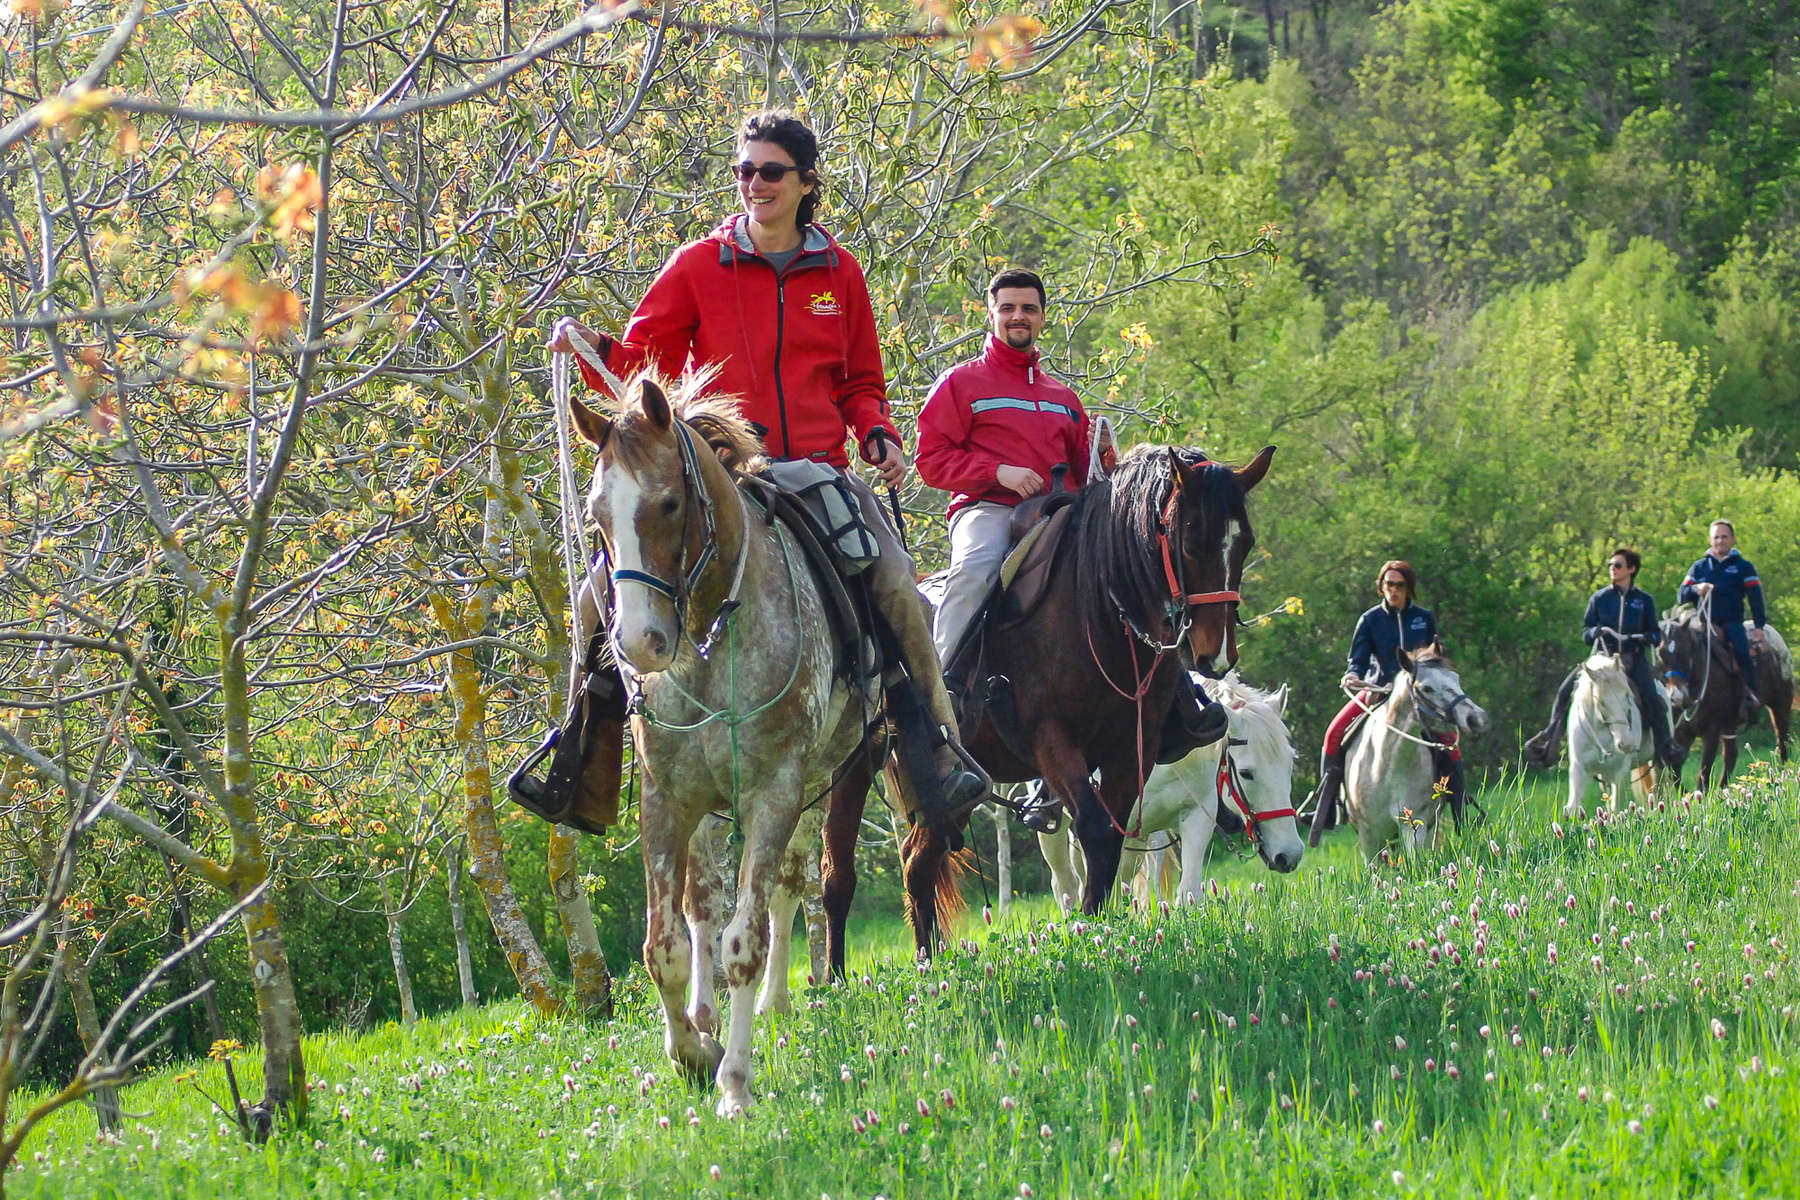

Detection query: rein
(1084, 618), (1165, 839)
(1343, 678), (1459, 751)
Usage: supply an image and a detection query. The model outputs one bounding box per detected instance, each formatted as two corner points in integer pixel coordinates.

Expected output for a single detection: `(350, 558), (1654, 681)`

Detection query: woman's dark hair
(738, 110), (821, 230)
(1612, 546), (1641, 577)
(1376, 559), (1418, 604)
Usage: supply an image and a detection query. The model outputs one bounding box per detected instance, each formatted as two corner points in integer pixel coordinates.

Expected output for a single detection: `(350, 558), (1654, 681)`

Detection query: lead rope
(549, 350), (591, 604)
(1085, 618), (1163, 839)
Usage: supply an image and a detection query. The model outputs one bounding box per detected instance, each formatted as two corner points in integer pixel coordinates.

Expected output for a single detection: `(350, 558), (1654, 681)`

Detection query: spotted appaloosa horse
(571, 374), (876, 1116)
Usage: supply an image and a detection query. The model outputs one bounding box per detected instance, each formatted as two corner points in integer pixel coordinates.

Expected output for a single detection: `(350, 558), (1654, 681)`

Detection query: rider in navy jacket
(1678, 521), (1767, 719)
(1346, 599), (1439, 687)
(1525, 549), (1683, 769)
(1309, 560), (1462, 846)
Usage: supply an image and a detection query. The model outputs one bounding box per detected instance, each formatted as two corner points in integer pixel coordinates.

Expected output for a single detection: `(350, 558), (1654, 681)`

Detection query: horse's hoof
(676, 1035), (724, 1085)
(715, 1089), (753, 1119)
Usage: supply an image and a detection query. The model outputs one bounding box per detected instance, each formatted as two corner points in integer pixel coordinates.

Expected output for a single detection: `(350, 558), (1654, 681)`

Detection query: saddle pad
(996, 504), (1076, 625)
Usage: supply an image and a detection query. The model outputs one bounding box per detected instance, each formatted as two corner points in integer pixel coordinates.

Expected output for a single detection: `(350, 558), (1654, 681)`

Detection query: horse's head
(570, 374), (760, 674)
(1165, 445), (1275, 675)
(1400, 641), (1490, 738)
(1205, 672), (1304, 874)
(1657, 613), (1704, 712)
(1579, 650), (1641, 756)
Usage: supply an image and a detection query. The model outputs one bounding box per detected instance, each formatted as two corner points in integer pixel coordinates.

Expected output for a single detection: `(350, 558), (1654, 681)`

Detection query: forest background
(3, 0), (1798, 1145)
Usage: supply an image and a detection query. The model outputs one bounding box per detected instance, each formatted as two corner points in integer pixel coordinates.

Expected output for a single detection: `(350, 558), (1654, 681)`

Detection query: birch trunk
(803, 847), (828, 984)
(445, 841), (477, 1005)
(377, 877), (418, 1025)
(994, 808), (1013, 916)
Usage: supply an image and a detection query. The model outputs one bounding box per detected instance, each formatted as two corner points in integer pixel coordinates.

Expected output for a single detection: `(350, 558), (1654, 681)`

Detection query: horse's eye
(659, 497), (680, 518)
(1239, 769), (1256, 781)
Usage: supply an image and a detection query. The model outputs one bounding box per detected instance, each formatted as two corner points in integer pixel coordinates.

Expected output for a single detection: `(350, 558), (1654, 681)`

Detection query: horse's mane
(609, 369), (768, 477)
(1202, 672), (1295, 764)
(1071, 444), (1243, 629)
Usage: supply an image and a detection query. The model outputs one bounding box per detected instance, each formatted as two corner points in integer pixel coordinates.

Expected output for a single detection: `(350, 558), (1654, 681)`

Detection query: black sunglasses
(1608, 560), (1630, 569)
(733, 161), (806, 183)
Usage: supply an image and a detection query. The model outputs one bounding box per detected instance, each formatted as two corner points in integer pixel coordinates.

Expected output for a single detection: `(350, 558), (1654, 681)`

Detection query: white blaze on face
(602, 461), (671, 669)
(1202, 516), (1244, 674)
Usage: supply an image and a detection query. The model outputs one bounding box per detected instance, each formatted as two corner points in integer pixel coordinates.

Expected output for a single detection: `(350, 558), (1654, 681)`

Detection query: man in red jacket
(918, 268), (1092, 667)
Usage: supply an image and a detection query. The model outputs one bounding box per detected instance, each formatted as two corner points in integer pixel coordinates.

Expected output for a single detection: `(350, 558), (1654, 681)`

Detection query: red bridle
(1215, 740), (1296, 843)
(1159, 488), (1240, 609)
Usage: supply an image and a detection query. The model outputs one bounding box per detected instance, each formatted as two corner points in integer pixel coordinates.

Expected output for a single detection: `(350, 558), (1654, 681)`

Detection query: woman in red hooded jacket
(549, 111), (988, 821)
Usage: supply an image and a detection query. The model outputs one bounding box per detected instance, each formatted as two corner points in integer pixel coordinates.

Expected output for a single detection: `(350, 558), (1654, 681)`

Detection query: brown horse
(822, 444), (1274, 968)
(1658, 609), (1794, 792)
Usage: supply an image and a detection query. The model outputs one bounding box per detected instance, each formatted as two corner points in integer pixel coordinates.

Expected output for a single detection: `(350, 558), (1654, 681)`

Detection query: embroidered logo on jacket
(808, 291), (841, 317)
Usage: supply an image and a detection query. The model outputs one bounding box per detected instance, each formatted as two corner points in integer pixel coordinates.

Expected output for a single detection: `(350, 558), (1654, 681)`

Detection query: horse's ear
(569, 393), (612, 448)
(1166, 446), (1191, 490)
(639, 378), (673, 431)
(1233, 445), (1276, 492)
(1274, 683), (1290, 714)
(1397, 647), (1416, 673)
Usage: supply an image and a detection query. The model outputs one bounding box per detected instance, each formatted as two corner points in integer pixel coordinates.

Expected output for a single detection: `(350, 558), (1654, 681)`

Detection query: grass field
(16, 761), (1800, 1198)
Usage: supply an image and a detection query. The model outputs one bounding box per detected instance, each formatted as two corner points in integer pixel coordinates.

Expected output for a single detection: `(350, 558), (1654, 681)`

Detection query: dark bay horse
(823, 444), (1275, 968)
(1658, 609), (1793, 791)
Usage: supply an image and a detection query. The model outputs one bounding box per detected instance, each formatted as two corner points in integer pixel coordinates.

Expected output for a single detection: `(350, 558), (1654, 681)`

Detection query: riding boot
(1523, 669), (1580, 767)
(1156, 678), (1231, 765)
(1740, 687), (1763, 726)
(1306, 752), (1346, 849)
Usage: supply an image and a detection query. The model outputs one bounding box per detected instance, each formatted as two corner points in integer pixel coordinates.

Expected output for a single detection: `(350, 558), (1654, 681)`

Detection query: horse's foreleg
(1774, 695), (1793, 762)
(1036, 820), (1083, 914)
(758, 807), (823, 1016)
(822, 758), (872, 982)
(683, 818), (731, 1038)
(1722, 733), (1740, 788)
(1563, 758), (1588, 823)
(642, 804), (717, 1083)
(715, 785), (802, 1117)
(1699, 735), (1721, 793)
(1175, 804), (1219, 904)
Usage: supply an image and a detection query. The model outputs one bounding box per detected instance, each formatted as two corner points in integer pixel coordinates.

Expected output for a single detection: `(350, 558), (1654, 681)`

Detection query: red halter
(1160, 488), (1240, 609)
(1216, 739), (1297, 843)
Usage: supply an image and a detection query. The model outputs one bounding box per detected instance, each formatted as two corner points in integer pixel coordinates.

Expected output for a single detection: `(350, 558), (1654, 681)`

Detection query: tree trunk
(994, 808), (1013, 916)
(445, 841), (477, 1005)
(548, 826), (613, 1017)
(803, 844), (828, 984)
(62, 937), (120, 1133)
(377, 876), (418, 1025)
(437, 623), (562, 1016)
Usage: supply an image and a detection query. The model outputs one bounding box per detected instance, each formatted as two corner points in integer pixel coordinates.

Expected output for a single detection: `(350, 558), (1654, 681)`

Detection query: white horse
(1563, 649), (1658, 820)
(1343, 644), (1490, 861)
(1038, 673), (1304, 910)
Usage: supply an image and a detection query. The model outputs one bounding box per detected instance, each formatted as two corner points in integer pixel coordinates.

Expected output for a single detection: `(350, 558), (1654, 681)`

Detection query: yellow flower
(1283, 596), (1304, 617)
(208, 1038), (243, 1062)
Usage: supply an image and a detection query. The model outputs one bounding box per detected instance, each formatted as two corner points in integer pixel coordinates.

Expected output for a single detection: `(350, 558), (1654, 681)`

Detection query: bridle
(1215, 734), (1295, 847)
(1581, 654), (1641, 748)
(1156, 485), (1241, 642)
(602, 420), (748, 660)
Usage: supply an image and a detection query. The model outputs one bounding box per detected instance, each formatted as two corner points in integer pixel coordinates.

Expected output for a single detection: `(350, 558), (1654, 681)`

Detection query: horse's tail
(936, 844), (973, 929)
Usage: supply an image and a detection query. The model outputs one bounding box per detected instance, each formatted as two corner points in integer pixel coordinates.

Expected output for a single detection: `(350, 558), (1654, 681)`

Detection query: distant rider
(1307, 560), (1462, 845)
(1523, 547), (1685, 770)
(1678, 518), (1768, 724)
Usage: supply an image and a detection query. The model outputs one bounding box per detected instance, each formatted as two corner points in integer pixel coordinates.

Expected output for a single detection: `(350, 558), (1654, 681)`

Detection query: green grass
(18, 759), (1800, 1198)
